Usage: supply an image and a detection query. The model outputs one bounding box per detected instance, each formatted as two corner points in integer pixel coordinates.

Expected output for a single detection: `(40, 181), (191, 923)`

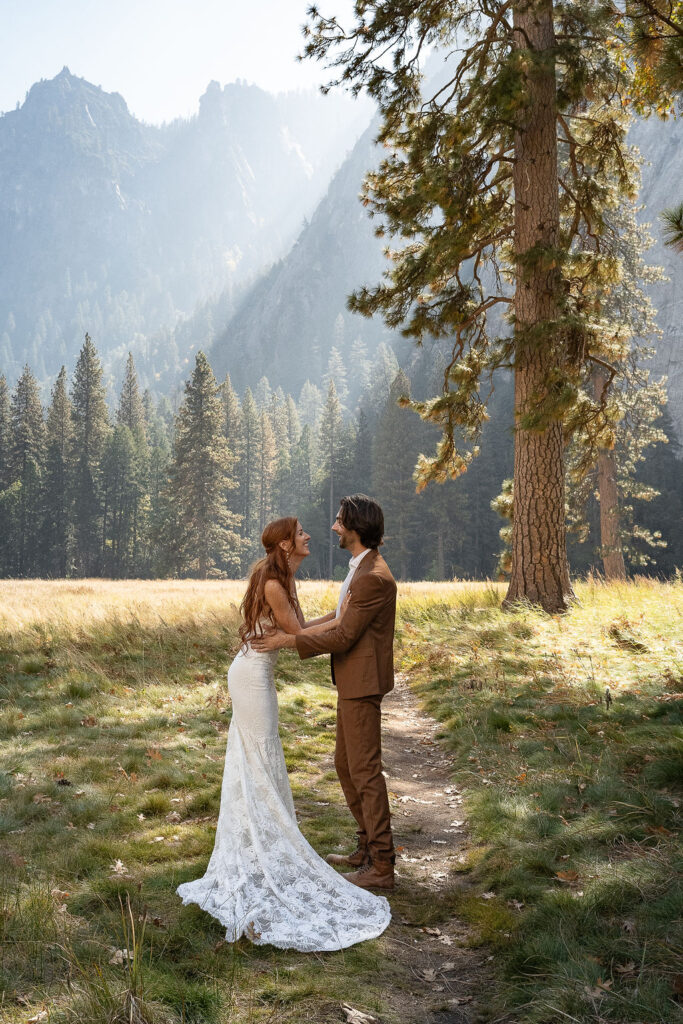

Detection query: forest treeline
(0, 334), (680, 582)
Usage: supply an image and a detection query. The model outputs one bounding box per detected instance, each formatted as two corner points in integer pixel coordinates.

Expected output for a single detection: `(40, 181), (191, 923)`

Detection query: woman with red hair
(177, 517), (390, 951)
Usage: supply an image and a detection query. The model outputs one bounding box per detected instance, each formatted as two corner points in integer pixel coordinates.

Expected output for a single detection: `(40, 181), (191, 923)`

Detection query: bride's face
(292, 521), (311, 559)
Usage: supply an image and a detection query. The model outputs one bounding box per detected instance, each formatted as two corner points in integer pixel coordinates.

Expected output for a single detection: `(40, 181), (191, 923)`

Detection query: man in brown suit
(253, 494), (397, 891)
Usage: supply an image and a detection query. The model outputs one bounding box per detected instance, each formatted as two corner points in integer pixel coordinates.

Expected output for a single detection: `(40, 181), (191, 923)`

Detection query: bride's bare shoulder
(264, 578), (288, 599)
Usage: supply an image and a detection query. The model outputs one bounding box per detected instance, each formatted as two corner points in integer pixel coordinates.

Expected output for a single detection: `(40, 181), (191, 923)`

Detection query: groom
(253, 494), (397, 891)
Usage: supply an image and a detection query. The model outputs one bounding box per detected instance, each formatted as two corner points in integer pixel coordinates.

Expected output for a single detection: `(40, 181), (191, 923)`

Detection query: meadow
(0, 577), (681, 1024)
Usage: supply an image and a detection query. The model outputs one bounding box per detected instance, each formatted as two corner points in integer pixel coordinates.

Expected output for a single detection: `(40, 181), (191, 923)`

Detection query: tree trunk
(505, 0), (574, 613)
(592, 368), (627, 580)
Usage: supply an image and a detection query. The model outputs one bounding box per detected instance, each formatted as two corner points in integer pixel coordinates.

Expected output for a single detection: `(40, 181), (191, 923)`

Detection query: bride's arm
(302, 611), (336, 628)
(291, 579), (337, 629)
(264, 580), (339, 636)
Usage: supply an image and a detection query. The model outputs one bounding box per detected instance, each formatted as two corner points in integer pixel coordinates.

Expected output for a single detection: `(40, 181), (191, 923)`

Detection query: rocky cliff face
(209, 119), (397, 394)
(0, 68), (365, 383)
(630, 114), (683, 442)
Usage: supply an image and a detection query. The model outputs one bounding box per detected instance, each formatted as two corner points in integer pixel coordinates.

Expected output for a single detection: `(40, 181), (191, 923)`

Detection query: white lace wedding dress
(176, 642), (391, 951)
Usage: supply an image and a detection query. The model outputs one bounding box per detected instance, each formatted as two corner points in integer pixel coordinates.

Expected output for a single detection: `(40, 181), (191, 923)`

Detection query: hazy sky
(2, 0), (360, 123)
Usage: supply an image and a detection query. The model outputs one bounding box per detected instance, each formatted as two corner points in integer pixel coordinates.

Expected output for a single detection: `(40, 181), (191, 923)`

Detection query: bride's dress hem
(175, 644), (391, 953)
(175, 886), (391, 952)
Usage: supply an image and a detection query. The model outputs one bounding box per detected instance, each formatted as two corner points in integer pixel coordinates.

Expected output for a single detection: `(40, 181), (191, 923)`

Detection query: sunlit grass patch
(0, 577), (681, 1023)
(407, 576), (683, 1023)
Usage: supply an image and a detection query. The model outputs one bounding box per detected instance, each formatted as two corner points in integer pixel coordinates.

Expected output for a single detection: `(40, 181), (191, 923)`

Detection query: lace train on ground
(176, 648), (391, 951)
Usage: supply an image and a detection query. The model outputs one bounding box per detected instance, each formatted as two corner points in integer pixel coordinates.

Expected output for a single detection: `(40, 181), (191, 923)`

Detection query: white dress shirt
(335, 548), (371, 618)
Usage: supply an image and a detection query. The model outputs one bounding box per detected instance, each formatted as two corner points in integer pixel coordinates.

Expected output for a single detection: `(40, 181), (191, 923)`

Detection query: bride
(176, 516), (391, 951)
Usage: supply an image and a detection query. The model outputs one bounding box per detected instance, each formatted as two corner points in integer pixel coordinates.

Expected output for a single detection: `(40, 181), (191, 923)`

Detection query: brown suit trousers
(296, 550), (397, 862)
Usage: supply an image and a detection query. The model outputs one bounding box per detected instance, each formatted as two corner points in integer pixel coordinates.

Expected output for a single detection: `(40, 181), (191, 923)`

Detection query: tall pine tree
(10, 366), (46, 575)
(41, 367), (73, 576)
(168, 352), (241, 578)
(70, 334), (109, 575)
(303, 1), (674, 610)
(318, 380), (344, 577)
(0, 376), (12, 574)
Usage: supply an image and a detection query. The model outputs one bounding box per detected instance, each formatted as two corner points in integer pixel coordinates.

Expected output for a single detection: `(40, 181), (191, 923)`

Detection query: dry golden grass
(0, 575), (680, 1024)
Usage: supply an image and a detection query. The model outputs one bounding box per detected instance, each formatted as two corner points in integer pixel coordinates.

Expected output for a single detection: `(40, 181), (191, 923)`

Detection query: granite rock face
(630, 115), (683, 443)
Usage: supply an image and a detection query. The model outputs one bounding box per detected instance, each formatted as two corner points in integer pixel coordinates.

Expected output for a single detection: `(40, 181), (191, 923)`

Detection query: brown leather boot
(344, 858), (395, 891)
(325, 842), (368, 867)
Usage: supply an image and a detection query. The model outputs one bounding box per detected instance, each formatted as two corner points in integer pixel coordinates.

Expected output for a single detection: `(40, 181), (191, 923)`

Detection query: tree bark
(505, 0), (574, 613)
(592, 368), (627, 580)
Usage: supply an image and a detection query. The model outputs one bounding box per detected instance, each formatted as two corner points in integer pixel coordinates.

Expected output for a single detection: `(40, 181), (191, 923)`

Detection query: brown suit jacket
(295, 549), (397, 699)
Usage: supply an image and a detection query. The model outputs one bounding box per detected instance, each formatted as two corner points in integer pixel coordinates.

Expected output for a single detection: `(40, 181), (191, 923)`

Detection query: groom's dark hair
(339, 494), (384, 549)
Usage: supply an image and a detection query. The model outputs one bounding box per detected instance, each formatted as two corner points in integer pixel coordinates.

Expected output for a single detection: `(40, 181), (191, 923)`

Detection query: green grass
(0, 577), (681, 1023)
(0, 580), (413, 1024)
(402, 577), (683, 1023)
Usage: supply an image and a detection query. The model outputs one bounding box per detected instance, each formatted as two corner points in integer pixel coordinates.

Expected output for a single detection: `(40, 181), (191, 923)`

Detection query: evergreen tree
(70, 334), (109, 575)
(269, 392), (290, 517)
(220, 373), (245, 564)
(42, 367), (73, 576)
(257, 409), (277, 533)
(118, 353), (147, 441)
(240, 388), (260, 548)
(626, 2), (683, 104)
(10, 366), (46, 575)
(145, 394), (174, 575)
(102, 425), (139, 576)
(254, 376), (273, 409)
(662, 203), (683, 254)
(350, 337), (372, 395)
(303, 1), (673, 610)
(0, 376), (12, 574)
(0, 375), (10, 492)
(298, 379), (323, 429)
(318, 380), (344, 577)
(168, 352), (241, 578)
(633, 408), (683, 573)
(115, 353), (149, 571)
(292, 424), (314, 519)
(286, 396), (302, 457)
(361, 343), (399, 423)
(352, 408), (373, 494)
(565, 207), (667, 576)
(373, 371), (422, 580)
(324, 346), (349, 409)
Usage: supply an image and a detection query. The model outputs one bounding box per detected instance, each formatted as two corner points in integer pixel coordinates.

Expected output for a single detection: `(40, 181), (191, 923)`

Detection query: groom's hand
(251, 629), (296, 651)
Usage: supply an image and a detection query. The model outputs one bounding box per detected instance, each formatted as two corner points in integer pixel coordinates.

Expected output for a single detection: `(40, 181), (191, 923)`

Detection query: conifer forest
(1, 322), (682, 584)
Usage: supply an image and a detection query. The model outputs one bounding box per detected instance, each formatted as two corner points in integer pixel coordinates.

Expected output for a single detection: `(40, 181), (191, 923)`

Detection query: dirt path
(373, 674), (491, 1024)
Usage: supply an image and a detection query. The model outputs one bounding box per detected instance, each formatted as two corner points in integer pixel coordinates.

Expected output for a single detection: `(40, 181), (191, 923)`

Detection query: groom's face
(332, 512), (351, 549)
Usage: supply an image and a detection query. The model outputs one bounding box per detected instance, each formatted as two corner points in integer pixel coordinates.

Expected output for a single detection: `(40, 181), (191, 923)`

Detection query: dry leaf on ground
(584, 978), (612, 999)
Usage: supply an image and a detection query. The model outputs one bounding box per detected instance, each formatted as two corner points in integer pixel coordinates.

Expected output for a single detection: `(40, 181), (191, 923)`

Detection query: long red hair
(239, 517), (299, 645)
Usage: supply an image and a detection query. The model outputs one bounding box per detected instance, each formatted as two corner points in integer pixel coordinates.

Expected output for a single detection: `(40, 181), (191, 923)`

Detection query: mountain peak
(20, 68), (131, 121)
